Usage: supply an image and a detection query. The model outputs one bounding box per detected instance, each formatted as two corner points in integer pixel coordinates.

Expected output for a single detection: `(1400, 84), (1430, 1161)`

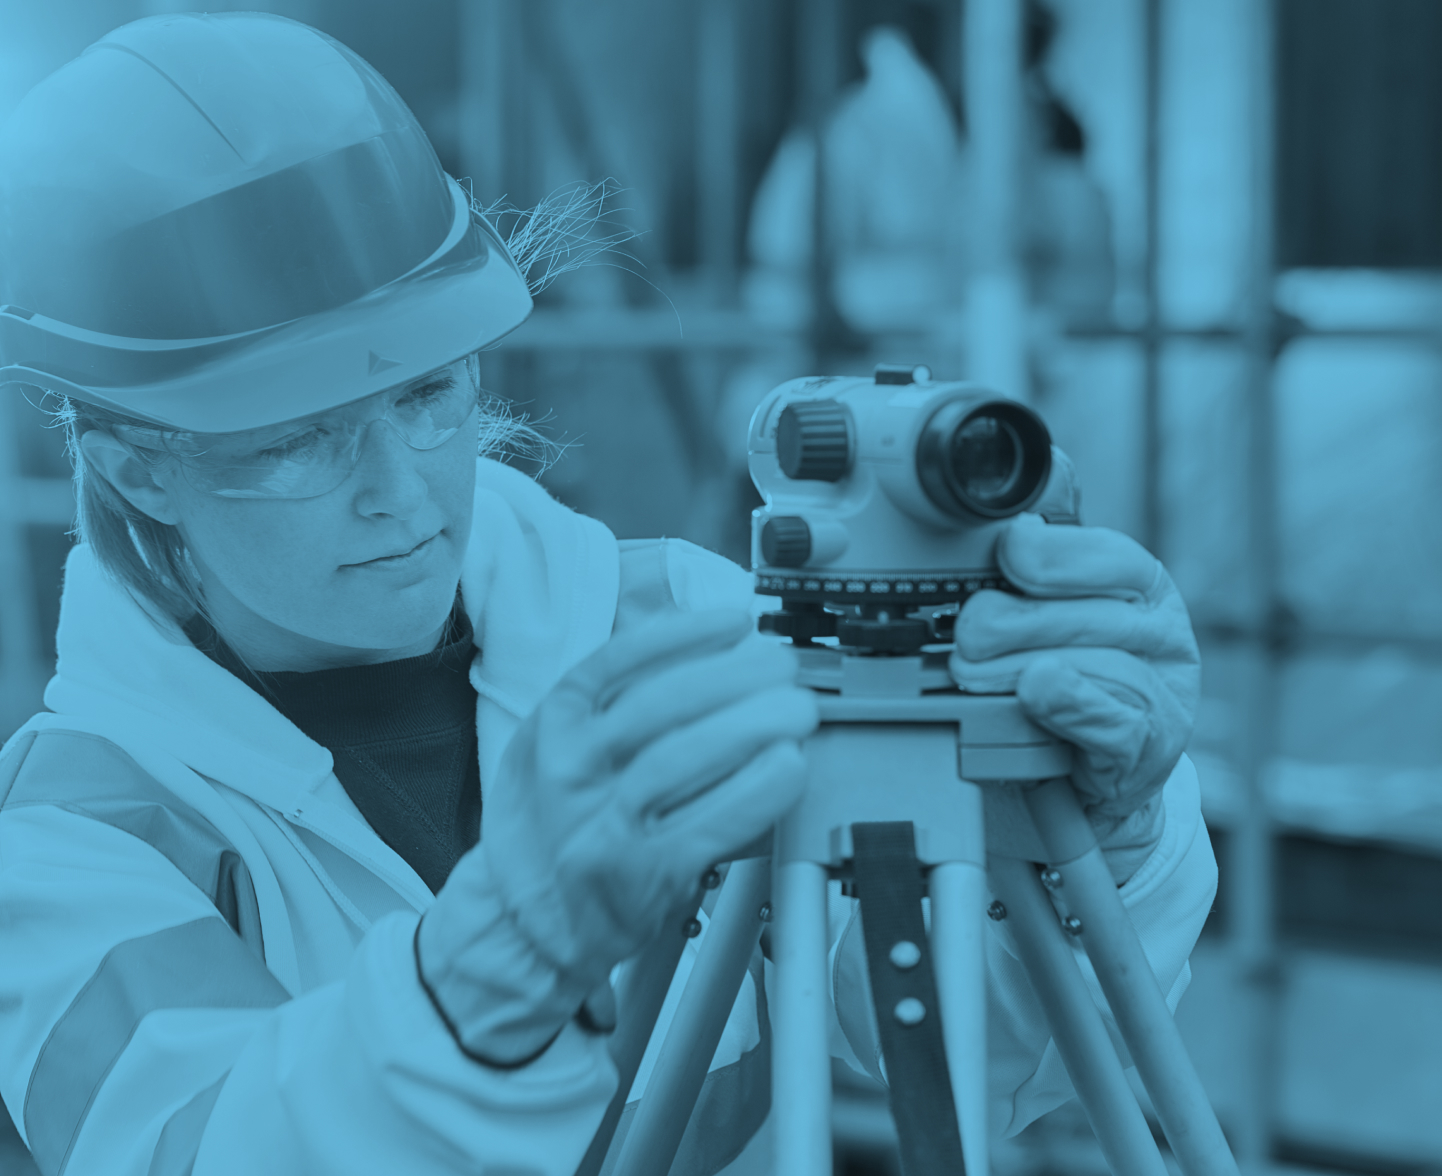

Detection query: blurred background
(2, 1), (1441, 1174)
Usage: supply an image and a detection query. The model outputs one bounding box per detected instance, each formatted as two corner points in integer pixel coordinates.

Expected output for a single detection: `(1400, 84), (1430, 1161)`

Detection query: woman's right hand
(484, 607), (817, 978)
(417, 608), (817, 1063)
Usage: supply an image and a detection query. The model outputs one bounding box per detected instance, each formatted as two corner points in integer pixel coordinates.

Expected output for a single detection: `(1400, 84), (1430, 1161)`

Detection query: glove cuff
(1094, 795), (1166, 886)
(417, 847), (599, 1065)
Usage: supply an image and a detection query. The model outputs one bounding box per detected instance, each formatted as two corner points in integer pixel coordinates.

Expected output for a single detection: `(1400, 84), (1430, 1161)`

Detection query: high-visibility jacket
(0, 458), (1218, 1176)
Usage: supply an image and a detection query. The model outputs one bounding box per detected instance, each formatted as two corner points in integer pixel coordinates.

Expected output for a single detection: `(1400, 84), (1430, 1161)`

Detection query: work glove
(949, 512), (1200, 876)
(419, 609), (817, 1063)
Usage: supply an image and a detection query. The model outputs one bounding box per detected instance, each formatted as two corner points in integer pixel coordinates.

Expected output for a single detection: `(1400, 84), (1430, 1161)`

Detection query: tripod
(581, 643), (1238, 1176)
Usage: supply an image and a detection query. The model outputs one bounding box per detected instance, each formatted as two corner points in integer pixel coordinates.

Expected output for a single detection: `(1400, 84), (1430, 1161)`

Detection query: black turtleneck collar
(183, 598), (482, 894)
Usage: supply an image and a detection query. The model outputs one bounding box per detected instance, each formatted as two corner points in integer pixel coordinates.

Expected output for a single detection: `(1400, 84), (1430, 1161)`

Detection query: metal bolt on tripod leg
(893, 997), (927, 1026)
(889, 940), (922, 970)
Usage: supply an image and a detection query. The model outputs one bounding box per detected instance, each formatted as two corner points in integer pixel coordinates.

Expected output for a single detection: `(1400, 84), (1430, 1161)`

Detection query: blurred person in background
(0, 11), (1212, 1176)
(1017, 0), (1115, 329)
(742, 2), (1112, 336)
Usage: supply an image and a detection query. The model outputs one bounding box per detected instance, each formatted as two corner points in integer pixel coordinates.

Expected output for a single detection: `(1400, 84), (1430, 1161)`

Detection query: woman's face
(94, 402), (480, 672)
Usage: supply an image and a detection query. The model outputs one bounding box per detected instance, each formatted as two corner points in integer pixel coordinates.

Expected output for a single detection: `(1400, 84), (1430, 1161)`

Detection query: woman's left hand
(948, 513), (1201, 831)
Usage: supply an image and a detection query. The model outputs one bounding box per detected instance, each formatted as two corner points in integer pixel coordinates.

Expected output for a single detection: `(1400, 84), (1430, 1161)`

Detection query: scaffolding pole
(964, 0), (1030, 401)
(459, 0), (516, 406)
(1232, 0), (1283, 1169)
(698, 0), (741, 304)
(799, 0), (850, 369)
(1141, 0), (1164, 557)
(458, 0), (511, 210)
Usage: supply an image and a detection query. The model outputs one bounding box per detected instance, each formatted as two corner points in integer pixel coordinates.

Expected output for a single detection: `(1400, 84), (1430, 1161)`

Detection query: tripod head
(748, 364), (1060, 655)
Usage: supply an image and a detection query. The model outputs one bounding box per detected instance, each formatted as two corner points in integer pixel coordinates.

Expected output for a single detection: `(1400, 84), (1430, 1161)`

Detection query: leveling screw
(889, 940), (922, 970)
(893, 998), (927, 1027)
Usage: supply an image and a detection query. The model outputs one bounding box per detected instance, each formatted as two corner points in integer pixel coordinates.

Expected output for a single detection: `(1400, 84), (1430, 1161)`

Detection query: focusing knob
(760, 515), (812, 566)
(777, 400), (853, 481)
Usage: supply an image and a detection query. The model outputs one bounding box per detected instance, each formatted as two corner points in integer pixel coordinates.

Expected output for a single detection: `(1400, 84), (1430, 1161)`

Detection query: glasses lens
(386, 364), (476, 447)
(948, 414), (1022, 507)
(179, 361), (477, 499)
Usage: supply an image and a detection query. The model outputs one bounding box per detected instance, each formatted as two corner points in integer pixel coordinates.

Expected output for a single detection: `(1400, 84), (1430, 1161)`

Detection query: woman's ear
(79, 431), (183, 526)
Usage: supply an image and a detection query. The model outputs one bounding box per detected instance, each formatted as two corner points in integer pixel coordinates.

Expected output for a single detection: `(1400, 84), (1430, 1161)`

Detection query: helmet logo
(368, 351), (402, 376)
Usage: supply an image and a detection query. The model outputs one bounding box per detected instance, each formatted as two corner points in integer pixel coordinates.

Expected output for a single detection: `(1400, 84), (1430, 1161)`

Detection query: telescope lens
(950, 415), (1023, 508)
(916, 397), (1051, 520)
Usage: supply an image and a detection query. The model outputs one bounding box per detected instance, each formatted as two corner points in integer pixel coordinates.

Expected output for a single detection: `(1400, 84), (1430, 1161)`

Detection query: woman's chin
(317, 576), (462, 659)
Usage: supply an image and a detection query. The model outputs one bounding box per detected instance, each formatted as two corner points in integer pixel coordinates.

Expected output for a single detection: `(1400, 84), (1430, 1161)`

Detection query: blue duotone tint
(0, 11), (532, 432)
(1, 4), (1440, 1176)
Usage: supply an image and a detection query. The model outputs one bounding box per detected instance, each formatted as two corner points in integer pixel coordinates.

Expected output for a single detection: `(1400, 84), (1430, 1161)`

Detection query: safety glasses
(113, 360), (478, 500)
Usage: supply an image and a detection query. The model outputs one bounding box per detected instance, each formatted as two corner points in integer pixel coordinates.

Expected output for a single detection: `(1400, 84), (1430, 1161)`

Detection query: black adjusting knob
(777, 399), (853, 481)
(760, 516), (812, 567)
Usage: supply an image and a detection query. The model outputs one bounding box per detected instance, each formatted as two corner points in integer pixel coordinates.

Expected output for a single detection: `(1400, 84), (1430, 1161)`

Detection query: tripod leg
(612, 857), (772, 1176)
(990, 855), (1170, 1176)
(1024, 781), (1240, 1176)
(573, 897), (701, 1176)
(931, 860), (990, 1176)
(772, 858), (832, 1176)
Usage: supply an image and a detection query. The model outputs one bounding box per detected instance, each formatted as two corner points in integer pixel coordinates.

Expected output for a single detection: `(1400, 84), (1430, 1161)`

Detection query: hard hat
(0, 12), (532, 432)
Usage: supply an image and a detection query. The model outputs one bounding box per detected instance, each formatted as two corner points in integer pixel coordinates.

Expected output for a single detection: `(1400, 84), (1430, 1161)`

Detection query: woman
(0, 13), (1216, 1176)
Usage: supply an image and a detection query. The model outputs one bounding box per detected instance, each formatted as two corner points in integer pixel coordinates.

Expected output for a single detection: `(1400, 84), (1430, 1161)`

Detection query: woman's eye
(255, 428), (325, 461)
(399, 375), (455, 408)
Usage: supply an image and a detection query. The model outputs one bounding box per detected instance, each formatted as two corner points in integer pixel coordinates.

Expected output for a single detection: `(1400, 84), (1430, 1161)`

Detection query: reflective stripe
(603, 951), (772, 1176)
(24, 918), (288, 1176)
(148, 1073), (228, 1176)
(1, 730), (265, 957)
(0, 729), (38, 808)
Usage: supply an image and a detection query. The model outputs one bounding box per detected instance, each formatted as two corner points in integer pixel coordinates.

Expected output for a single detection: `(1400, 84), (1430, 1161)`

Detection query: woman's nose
(349, 417), (428, 519)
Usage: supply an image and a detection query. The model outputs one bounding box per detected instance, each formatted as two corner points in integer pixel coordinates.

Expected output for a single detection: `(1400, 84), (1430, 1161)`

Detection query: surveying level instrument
(578, 366), (1238, 1176)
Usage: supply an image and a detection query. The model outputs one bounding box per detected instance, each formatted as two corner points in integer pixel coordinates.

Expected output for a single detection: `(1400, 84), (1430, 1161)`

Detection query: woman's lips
(350, 533), (439, 567)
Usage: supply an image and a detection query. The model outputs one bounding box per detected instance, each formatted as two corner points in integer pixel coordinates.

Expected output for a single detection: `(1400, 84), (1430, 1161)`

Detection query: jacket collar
(42, 457), (620, 817)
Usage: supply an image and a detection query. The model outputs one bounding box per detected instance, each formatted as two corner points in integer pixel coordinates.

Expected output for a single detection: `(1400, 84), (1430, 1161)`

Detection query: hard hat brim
(0, 178), (533, 433)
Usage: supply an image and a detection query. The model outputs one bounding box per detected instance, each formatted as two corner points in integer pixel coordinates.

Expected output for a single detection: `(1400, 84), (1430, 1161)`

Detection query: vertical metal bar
(507, 0), (540, 214)
(798, 0), (842, 143)
(1231, 1), (1282, 1169)
(929, 859), (990, 1176)
(771, 857), (832, 1176)
(457, 1), (513, 424)
(689, 0), (743, 549)
(697, 0), (741, 305)
(1141, 0), (1163, 556)
(964, 0), (1029, 400)
(458, 0), (510, 208)
(800, 0), (845, 371)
